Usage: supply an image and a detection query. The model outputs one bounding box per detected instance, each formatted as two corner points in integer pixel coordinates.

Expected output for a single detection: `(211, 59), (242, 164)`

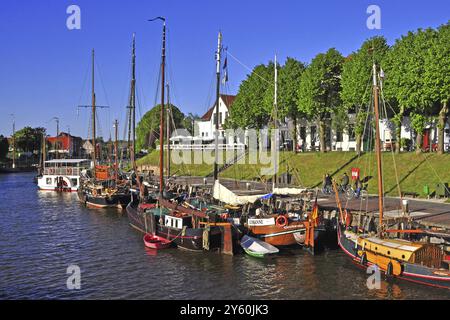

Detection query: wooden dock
(319, 195), (450, 230)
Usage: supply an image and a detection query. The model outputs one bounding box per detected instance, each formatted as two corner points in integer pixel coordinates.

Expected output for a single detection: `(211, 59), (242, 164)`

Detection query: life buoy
(276, 215), (288, 228)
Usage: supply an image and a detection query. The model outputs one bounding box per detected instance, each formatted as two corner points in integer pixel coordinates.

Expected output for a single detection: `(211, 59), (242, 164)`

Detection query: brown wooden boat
(246, 215), (307, 246)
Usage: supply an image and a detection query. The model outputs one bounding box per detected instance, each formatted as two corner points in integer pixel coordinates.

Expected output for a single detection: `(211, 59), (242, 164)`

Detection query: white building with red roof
(196, 94), (236, 143)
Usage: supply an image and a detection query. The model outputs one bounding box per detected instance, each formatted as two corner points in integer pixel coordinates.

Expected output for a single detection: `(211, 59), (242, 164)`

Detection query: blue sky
(0, 0), (448, 138)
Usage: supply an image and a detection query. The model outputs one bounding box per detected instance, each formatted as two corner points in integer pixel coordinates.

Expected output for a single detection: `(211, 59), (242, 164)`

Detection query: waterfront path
(318, 195), (450, 230)
(170, 176), (450, 231)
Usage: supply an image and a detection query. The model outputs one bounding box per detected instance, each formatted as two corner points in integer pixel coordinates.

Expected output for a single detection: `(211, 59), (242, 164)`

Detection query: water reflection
(1, 173), (450, 300)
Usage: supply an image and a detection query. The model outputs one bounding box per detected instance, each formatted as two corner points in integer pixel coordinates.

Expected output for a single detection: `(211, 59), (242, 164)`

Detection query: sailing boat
(245, 56), (320, 251)
(127, 22), (229, 252)
(77, 49), (131, 209)
(335, 63), (450, 289)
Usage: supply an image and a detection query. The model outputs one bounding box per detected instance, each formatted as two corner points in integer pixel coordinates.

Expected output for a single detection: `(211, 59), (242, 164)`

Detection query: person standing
(341, 172), (349, 190)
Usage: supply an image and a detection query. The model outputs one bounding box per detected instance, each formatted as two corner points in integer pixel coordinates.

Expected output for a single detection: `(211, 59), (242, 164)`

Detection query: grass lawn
(137, 150), (450, 199)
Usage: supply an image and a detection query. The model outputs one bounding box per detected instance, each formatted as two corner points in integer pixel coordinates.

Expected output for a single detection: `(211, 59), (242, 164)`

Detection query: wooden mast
(114, 119), (119, 183)
(213, 32), (222, 182)
(130, 34), (136, 166)
(54, 117), (59, 159)
(91, 49), (97, 180)
(372, 63), (384, 235)
(273, 55), (278, 191)
(152, 17), (166, 197)
(166, 83), (171, 179)
(12, 117), (16, 169)
(41, 131), (46, 173)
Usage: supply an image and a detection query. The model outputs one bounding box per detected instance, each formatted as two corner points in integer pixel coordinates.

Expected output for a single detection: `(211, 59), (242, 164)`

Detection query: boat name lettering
(248, 219), (275, 226)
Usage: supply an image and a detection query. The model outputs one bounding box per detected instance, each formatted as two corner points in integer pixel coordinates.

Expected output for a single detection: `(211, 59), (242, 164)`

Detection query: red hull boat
(143, 234), (172, 250)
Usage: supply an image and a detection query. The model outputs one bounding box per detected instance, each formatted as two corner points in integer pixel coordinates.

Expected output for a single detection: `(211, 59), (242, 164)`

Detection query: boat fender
(386, 262), (393, 277)
(276, 215), (288, 228)
(360, 252), (367, 266)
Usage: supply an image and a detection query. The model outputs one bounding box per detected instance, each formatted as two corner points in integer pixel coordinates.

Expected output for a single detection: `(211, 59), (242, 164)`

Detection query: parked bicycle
(321, 183), (367, 200)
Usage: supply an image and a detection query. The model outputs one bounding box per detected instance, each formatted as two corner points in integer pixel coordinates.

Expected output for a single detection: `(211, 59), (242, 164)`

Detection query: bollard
(402, 199), (409, 216)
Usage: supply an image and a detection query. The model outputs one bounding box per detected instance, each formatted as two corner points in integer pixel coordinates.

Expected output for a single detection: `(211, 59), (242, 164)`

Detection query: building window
(348, 125), (356, 142)
(219, 112), (223, 124)
(336, 129), (343, 142)
(202, 132), (205, 137)
(213, 113), (217, 124)
(225, 112), (229, 121)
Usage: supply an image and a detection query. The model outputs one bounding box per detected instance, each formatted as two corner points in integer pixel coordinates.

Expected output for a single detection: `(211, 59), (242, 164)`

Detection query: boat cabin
(38, 159), (91, 192)
(164, 214), (193, 230)
(43, 159), (91, 176)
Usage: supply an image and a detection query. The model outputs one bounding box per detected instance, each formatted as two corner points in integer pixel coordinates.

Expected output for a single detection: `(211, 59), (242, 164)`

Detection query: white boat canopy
(213, 181), (269, 206)
(272, 187), (308, 196)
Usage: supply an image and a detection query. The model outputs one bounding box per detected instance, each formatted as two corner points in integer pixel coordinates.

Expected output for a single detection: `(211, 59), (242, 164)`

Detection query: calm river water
(1, 173), (449, 300)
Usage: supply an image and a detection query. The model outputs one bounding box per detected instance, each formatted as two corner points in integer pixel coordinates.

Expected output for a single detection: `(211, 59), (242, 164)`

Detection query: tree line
(0, 127), (47, 163)
(227, 22), (449, 154)
(135, 104), (200, 151)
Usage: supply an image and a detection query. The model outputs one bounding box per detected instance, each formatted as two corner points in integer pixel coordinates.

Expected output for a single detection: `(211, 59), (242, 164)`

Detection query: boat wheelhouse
(37, 159), (91, 192)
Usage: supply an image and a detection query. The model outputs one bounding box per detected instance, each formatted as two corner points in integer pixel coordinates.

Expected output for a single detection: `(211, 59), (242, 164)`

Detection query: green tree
(297, 48), (344, 152)
(136, 104), (185, 151)
(14, 127), (46, 153)
(341, 36), (389, 154)
(183, 113), (201, 136)
(229, 63), (274, 129)
(424, 22), (450, 154)
(0, 135), (9, 160)
(410, 113), (428, 154)
(278, 57), (306, 151)
(383, 28), (436, 153)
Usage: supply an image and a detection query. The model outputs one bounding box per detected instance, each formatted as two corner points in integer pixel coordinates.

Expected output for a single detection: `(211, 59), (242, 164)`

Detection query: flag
(222, 57), (229, 85)
(222, 69), (228, 85)
(311, 195), (319, 225)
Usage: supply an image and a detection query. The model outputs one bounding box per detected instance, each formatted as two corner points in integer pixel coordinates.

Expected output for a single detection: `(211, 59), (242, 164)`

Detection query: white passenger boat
(37, 159), (91, 192)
